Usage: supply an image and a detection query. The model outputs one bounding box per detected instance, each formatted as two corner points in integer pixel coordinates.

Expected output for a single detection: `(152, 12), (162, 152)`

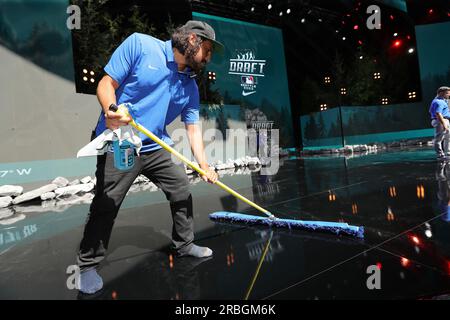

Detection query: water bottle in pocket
(112, 137), (135, 171)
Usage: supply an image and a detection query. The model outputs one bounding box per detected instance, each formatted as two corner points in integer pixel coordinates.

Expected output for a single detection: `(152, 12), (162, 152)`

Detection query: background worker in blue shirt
(429, 86), (450, 160)
(76, 21), (222, 294)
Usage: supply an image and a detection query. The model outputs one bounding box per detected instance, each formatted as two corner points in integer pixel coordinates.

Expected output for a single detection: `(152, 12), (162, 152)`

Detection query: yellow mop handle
(110, 104), (274, 218)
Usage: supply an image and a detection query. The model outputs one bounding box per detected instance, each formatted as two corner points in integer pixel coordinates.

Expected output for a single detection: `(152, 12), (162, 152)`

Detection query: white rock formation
(12, 184), (58, 205)
(54, 182), (95, 198)
(0, 185), (23, 197)
(0, 196), (13, 208)
(52, 177), (69, 187)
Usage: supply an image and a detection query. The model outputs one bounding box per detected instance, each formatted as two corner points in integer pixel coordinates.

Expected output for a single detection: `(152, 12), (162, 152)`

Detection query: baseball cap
(437, 86), (450, 94)
(181, 20), (224, 53)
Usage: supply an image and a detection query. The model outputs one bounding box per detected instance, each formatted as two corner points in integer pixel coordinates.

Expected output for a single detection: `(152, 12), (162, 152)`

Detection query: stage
(0, 147), (448, 300)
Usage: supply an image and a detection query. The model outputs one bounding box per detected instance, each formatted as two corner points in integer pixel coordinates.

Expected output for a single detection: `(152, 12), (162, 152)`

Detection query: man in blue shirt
(77, 21), (222, 294)
(429, 86), (450, 160)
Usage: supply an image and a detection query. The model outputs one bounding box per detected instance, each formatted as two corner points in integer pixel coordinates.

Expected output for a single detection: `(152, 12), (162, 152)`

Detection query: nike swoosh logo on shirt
(242, 90), (256, 96)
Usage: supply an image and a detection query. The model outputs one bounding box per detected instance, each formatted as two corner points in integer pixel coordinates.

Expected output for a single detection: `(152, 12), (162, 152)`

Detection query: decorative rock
(68, 179), (80, 186)
(248, 157), (261, 166)
(52, 177), (69, 187)
(0, 185), (23, 197)
(41, 192), (56, 201)
(54, 182), (95, 198)
(234, 159), (245, 167)
(134, 175), (149, 184)
(0, 196), (13, 208)
(12, 184), (58, 205)
(80, 176), (92, 184)
(215, 160), (235, 171)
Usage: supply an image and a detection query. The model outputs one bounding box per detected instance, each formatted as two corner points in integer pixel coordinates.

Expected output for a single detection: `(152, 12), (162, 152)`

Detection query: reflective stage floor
(0, 147), (449, 300)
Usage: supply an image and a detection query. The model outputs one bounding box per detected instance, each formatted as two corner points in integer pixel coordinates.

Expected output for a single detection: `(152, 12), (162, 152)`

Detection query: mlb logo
(241, 76), (255, 84)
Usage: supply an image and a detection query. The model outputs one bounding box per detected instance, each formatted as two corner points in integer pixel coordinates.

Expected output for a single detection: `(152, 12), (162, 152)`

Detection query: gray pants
(432, 119), (450, 158)
(77, 148), (193, 271)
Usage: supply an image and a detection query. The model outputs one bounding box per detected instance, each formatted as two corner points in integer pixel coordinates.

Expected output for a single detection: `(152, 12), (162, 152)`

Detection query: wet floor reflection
(0, 148), (449, 299)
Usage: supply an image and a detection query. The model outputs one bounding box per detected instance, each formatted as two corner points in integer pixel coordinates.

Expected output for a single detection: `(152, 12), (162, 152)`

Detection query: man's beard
(185, 43), (205, 73)
(187, 58), (206, 73)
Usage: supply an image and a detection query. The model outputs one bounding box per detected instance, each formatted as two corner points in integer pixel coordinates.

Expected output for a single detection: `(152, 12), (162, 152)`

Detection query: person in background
(429, 86), (450, 160)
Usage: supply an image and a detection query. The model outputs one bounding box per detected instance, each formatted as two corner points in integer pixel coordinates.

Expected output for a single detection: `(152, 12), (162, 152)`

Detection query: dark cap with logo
(180, 20), (224, 53)
(437, 86), (450, 94)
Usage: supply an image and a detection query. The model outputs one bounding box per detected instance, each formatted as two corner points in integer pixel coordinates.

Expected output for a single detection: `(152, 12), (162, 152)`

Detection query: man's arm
(97, 75), (130, 130)
(185, 123), (218, 183)
(436, 112), (449, 131)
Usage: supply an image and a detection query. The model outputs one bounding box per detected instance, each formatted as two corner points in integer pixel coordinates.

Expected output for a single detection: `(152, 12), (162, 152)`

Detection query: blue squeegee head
(209, 212), (364, 238)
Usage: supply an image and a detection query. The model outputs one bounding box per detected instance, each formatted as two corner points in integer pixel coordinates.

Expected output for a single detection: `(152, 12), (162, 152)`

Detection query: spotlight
(268, 4), (272, 10)
(301, 18), (306, 23)
(373, 72), (381, 80)
(251, 7), (254, 12)
(90, 71), (94, 76)
(393, 40), (402, 48)
(340, 88), (347, 95)
(279, 11), (283, 16)
(381, 98), (389, 105)
(353, 25), (359, 30)
(342, 36), (346, 41)
(408, 48), (415, 54)
(393, 32), (398, 37)
(90, 78), (95, 83)
(208, 71), (216, 81)
(320, 104), (328, 111)
(286, 8), (291, 14)
(324, 76), (331, 84)
(408, 91), (417, 99)
(83, 76), (88, 82)
(82, 69), (87, 74)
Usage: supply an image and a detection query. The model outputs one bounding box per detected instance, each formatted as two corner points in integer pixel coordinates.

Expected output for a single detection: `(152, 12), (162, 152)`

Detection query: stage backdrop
(301, 20), (450, 149)
(191, 12), (294, 148)
(0, 4), (294, 185)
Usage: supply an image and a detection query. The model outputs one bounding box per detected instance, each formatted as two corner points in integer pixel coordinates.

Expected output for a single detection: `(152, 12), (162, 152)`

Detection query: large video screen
(192, 12), (294, 148)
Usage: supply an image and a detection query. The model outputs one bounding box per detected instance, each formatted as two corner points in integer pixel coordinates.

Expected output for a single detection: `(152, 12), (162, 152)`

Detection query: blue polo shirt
(429, 97), (450, 120)
(95, 33), (200, 153)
